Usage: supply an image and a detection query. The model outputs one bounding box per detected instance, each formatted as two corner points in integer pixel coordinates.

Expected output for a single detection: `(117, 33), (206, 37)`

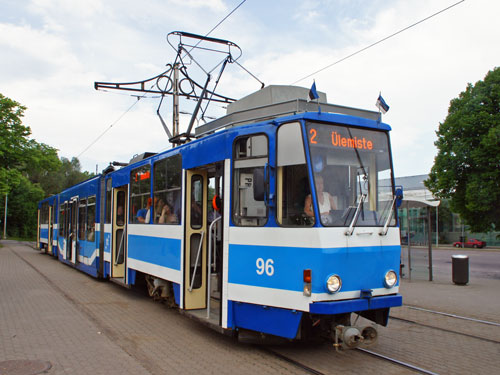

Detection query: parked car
(453, 238), (487, 248)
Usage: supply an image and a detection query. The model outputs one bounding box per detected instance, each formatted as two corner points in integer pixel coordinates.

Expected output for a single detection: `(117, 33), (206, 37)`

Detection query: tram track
(263, 344), (440, 375)
(356, 348), (439, 375)
(406, 305), (500, 327)
(392, 305), (500, 345)
(262, 347), (327, 375)
(391, 316), (500, 345)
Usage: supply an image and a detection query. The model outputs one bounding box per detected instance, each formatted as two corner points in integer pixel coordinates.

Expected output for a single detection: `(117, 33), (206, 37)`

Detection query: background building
(394, 174), (499, 247)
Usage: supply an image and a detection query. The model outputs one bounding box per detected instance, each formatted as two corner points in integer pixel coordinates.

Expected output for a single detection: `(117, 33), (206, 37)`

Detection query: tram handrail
(345, 194), (366, 236)
(114, 229), (125, 266)
(207, 216), (221, 319)
(189, 230), (205, 292)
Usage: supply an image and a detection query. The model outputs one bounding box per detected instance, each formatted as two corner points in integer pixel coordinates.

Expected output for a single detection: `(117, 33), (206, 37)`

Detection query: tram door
(67, 198), (78, 264)
(47, 205), (53, 255)
(184, 169), (208, 310)
(111, 186), (127, 279)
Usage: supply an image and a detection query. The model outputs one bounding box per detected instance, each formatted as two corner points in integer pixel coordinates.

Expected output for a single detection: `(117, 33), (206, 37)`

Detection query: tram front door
(67, 198), (78, 264)
(47, 205), (53, 255)
(184, 169), (208, 310)
(111, 186), (127, 279)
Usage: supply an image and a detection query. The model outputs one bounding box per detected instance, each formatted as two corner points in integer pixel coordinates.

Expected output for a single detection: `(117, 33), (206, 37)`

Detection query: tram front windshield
(306, 122), (396, 227)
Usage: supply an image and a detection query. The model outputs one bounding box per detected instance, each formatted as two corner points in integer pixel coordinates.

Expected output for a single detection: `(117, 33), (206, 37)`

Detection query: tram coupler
(332, 325), (378, 350)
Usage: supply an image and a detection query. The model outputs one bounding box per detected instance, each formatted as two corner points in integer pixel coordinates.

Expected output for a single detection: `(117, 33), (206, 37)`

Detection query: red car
(453, 238), (487, 248)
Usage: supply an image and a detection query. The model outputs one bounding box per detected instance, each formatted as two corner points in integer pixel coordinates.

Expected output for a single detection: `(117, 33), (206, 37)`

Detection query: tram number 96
(256, 258), (274, 276)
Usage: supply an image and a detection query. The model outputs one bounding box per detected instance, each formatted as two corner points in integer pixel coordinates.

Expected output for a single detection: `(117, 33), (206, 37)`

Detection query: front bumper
(309, 294), (402, 315)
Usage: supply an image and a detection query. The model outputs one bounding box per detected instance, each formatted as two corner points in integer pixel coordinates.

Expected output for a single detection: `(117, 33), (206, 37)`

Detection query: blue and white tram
(37, 195), (58, 256)
(37, 85), (403, 348)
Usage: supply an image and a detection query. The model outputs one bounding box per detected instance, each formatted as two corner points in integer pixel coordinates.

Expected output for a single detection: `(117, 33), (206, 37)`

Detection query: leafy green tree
(4, 175), (45, 238)
(40, 157), (94, 196)
(425, 67), (500, 232)
(1, 93), (61, 237)
(0, 94), (61, 190)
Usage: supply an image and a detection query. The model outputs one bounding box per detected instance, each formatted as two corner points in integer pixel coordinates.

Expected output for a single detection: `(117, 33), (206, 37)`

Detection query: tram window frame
(305, 121), (396, 227)
(232, 133), (269, 227)
(52, 202), (56, 227)
(276, 122), (314, 227)
(59, 203), (66, 237)
(87, 196), (96, 241)
(105, 178), (112, 224)
(190, 174), (204, 229)
(41, 202), (49, 224)
(130, 164), (152, 224)
(152, 154), (182, 225)
(78, 198), (87, 241)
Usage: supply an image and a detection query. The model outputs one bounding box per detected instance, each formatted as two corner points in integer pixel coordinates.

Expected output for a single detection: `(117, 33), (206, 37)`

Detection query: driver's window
(232, 134), (268, 226)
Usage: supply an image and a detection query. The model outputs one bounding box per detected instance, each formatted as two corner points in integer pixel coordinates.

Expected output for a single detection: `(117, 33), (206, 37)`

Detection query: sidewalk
(1, 240), (499, 375)
(0, 241), (304, 375)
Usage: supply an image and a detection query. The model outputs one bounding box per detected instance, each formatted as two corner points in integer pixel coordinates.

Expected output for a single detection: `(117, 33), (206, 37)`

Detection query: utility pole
(172, 62), (180, 139)
(3, 194), (7, 239)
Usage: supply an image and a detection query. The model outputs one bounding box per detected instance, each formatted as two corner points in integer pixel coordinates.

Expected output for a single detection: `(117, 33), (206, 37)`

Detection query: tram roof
(195, 98), (385, 138)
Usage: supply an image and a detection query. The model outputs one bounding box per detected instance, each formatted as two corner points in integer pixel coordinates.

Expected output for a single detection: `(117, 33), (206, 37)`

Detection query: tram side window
(153, 154), (182, 225)
(78, 199), (87, 241)
(87, 196), (96, 241)
(41, 203), (49, 224)
(130, 165), (151, 224)
(232, 134), (268, 226)
(59, 204), (66, 237)
(105, 179), (112, 224)
(52, 203), (56, 226)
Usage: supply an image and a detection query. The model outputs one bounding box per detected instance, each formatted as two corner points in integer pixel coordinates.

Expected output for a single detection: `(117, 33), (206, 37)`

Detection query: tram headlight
(384, 270), (398, 288)
(326, 274), (342, 294)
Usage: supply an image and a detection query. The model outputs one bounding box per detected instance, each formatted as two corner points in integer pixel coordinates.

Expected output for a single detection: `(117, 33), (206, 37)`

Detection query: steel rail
(391, 316), (500, 345)
(406, 305), (500, 327)
(357, 348), (439, 375)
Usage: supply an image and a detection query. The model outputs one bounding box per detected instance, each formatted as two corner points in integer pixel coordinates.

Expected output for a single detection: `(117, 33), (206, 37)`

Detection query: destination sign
(308, 127), (375, 151)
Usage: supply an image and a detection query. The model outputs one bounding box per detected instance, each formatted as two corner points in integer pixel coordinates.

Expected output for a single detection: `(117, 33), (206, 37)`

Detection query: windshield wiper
(379, 195), (398, 236)
(345, 194), (366, 236)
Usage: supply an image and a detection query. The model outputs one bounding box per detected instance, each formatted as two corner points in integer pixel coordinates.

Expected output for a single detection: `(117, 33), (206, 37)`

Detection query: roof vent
(226, 85), (327, 114)
(129, 152), (157, 164)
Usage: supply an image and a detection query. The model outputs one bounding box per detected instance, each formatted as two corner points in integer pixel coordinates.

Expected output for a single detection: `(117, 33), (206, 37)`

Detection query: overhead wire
(291, 0), (466, 85)
(77, 0), (248, 159)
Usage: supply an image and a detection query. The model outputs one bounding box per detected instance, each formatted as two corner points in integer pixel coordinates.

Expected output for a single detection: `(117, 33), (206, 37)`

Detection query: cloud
(2, 0), (499, 177)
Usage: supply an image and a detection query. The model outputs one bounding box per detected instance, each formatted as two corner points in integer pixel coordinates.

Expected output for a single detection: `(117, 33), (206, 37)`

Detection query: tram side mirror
(395, 187), (403, 208)
(253, 167), (265, 201)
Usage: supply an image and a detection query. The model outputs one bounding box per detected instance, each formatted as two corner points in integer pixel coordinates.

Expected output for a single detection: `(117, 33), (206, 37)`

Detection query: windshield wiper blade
(345, 194), (366, 236)
(379, 194), (398, 236)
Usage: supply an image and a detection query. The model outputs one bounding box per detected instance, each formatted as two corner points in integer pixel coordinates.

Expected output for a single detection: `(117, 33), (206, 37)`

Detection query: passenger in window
(208, 195), (221, 224)
(304, 175), (337, 219)
(87, 227), (95, 241)
(116, 206), (124, 226)
(154, 196), (165, 222)
(137, 198), (152, 223)
(158, 203), (178, 224)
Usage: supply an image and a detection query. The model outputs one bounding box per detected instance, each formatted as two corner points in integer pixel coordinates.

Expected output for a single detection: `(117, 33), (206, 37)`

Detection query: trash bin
(452, 255), (469, 285)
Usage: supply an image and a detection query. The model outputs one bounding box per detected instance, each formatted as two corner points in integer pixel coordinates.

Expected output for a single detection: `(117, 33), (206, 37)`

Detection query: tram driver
(304, 175), (337, 224)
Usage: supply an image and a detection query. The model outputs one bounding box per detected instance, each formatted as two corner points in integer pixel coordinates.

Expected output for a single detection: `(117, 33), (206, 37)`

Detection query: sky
(1, 0), (499, 177)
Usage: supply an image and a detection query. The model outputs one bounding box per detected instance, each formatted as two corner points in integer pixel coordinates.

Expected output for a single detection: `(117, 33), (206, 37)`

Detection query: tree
(4, 175), (45, 238)
(40, 157), (94, 196)
(425, 67), (500, 232)
(0, 94), (61, 191)
(1, 93), (95, 238)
